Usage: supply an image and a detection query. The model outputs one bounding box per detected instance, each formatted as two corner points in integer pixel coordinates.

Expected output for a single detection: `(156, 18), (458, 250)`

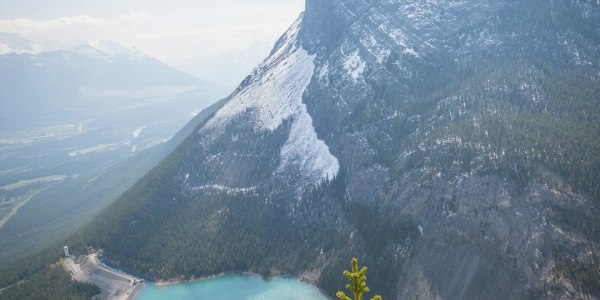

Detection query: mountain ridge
(12, 0), (599, 299)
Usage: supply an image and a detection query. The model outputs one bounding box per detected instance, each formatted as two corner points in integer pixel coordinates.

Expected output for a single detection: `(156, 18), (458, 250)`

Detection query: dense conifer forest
(0, 260), (99, 300)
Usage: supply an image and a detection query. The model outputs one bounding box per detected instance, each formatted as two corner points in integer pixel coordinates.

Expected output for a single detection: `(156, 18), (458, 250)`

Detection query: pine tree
(336, 258), (382, 300)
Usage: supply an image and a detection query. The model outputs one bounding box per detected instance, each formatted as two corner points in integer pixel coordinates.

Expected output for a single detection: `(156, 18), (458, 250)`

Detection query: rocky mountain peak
(71, 1), (600, 299)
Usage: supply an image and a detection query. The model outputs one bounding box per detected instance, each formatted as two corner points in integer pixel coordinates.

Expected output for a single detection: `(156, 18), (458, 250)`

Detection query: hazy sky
(0, 0), (305, 89)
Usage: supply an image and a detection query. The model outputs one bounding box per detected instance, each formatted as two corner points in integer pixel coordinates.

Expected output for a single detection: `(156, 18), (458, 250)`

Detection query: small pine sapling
(336, 258), (382, 300)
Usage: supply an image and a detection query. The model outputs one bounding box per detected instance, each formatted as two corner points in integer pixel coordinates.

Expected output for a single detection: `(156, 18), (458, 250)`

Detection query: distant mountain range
(0, 33), (227, 267)
(0, 32), (45, 55)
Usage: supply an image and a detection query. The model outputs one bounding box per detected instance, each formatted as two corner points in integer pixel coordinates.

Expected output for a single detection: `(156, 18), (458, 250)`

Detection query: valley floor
(64, 253), (143, 300)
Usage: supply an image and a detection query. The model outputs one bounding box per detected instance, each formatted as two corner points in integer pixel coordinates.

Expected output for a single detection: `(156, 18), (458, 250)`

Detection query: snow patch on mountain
(343, 50), (366, 81)
(204, 16), (339, 182)
(0, 32), (44, 55)
(404, 48), (420, 57)
(132, 126), (146, 139)
(72, 40), (146, 61)
(191, 184), (256, 194)
(278, 104), (340, 181)
(318, 63), (329, 80)
(205, 19), (312, 131)
(68, 143), (123, 157)
(0, 33), (146, 60)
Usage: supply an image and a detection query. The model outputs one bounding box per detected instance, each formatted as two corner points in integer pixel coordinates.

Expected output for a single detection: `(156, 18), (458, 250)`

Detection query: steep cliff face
(294, 1), (600, 298)
(81, 0), (600, 299)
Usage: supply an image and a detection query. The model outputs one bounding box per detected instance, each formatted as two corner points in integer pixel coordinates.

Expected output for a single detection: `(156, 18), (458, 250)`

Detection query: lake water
(137, 275), (330, 300)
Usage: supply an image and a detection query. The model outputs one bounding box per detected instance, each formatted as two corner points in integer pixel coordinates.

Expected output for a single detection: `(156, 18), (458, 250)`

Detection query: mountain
(0, 37), (227, 267)
(0, 40), (218, 130)
(0, 32), (45, 55)
(5, 0), (600, 299)
(0, 35), (225, 185)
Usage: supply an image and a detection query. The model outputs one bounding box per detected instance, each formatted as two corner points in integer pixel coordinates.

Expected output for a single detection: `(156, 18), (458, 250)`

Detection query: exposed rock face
(292, 1), (600, 298)
(89, 0), (600, 299)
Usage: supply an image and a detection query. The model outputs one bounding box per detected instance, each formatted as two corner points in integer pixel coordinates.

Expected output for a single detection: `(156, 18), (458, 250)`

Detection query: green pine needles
(336, 258), (382, 300)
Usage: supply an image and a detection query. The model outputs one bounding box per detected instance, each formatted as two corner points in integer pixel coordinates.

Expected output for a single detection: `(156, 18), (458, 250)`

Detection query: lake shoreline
(145, 270), (329, 299)
(139, 273), (330, 300)
(97, 254), (328, 299)
(155, 271), (310, 287)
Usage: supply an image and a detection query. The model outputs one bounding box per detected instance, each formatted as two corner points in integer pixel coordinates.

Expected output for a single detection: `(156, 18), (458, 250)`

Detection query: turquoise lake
(137, 275), (330, 300)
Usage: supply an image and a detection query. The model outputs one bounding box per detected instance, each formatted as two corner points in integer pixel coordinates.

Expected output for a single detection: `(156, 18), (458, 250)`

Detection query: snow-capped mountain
(64, 0), (600, 299)
(0, 32), (142, 58)
(71, 40), (147, 61)
(0, 38), (218, 129)
(203, 18), (339, 188)
(0, 32), (45, 55)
